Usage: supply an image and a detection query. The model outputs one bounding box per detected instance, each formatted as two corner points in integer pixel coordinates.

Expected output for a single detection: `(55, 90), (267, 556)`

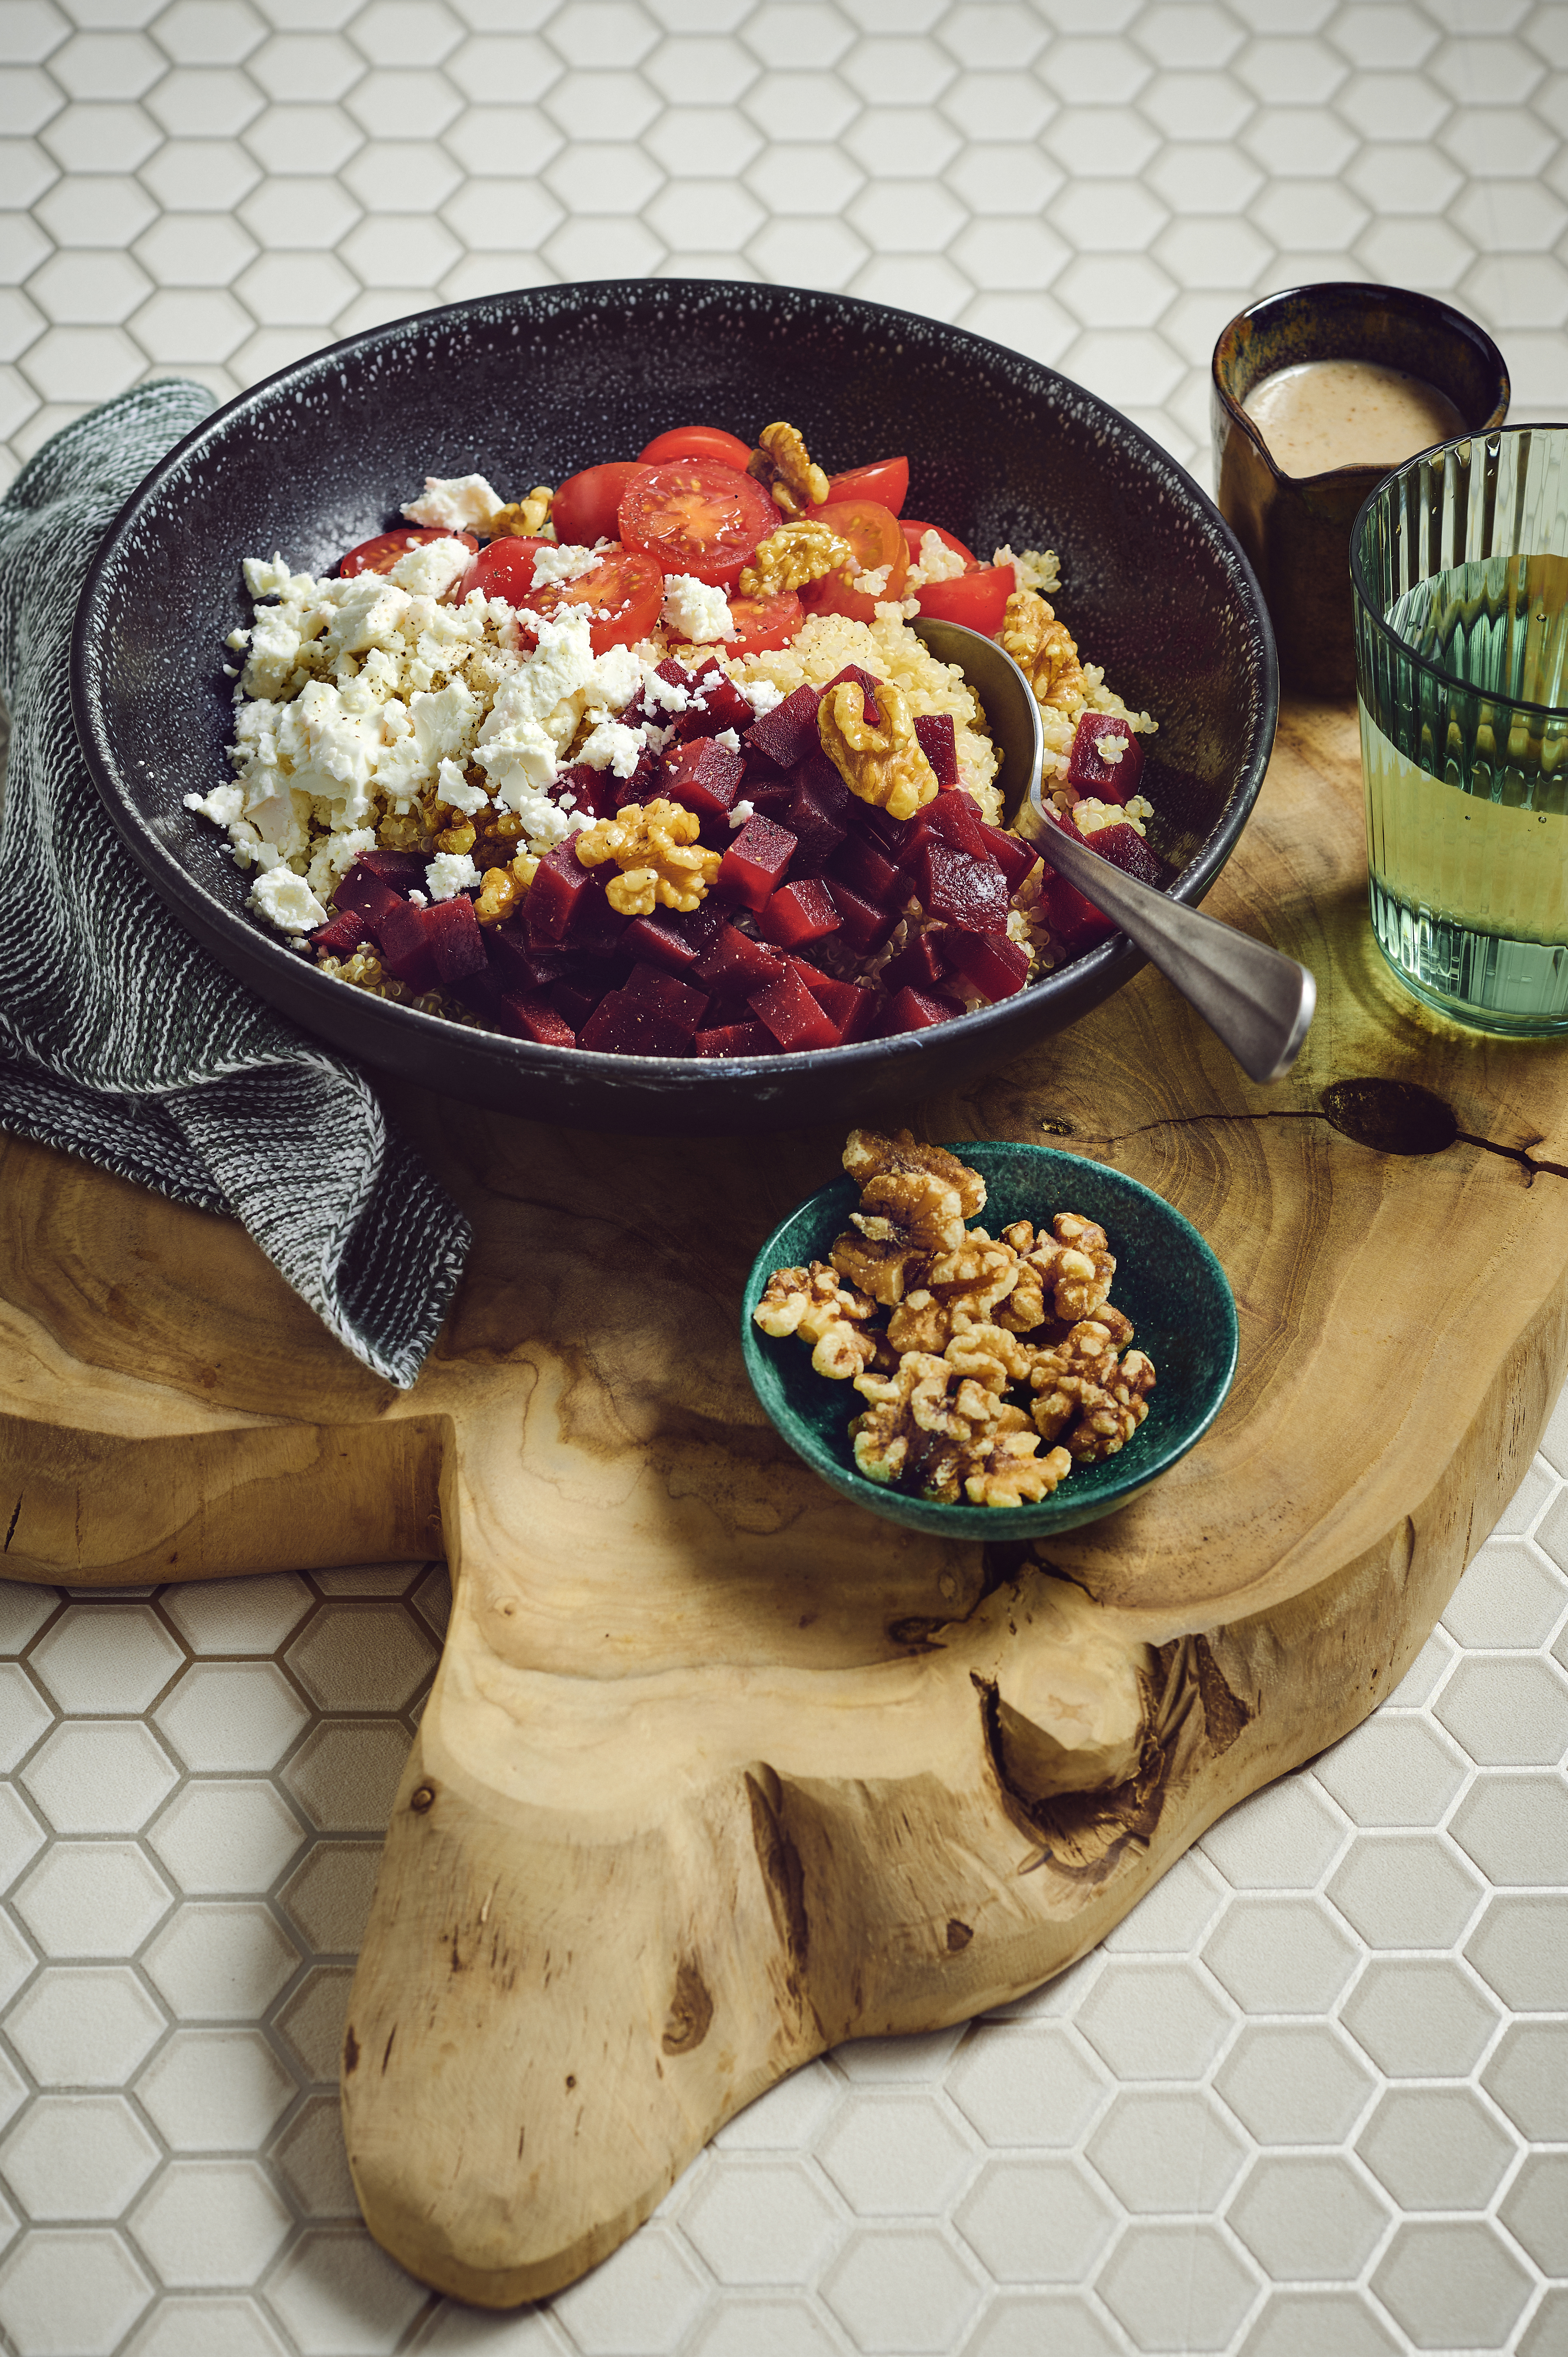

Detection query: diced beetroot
(377, 900), (438, 991)
(693, 1020), (778, 1059)
(913, 838), (1010, 932)
(943, 927), (1030, 1002)
(612, 750), (663, 809)
(881, 930), (949, 994)
(682, 659), (753, 737)
(899, 788), (989, 864)
(744, 682), (823, 770)
(784, 767), (849, 873)
(853, 800), (910, 858)
(579, 990), (696, 1056)
(550, 979), (601, 1030)
(623, 961), (710, 1033)
(878, 985), (959, 1036)
(1067, 713), (1146, 804)
(977, 819), (1038, 893)
(821, 663), (882, 723)
(454, 965), (504, 1022)
(695, 922), (784, 995)
(557, 760), (618, 823)
(1085, 820), (1170, 888)
(756, 878), (842, 949)
(717, 814), (796, 912)
(913, 712), (957, 786)
(664, 735), (746, 826)
(356, 847), (427, 890)
(312, 907), (369, 958)
(787, 959), (875, 1039)
(622, 911), (701, 975)
(825, 878), (896, 953)
(749, 963), (843, 1051)
(744, 781), (796, 823)
(566, 868), (632, 957)
(524, 842), (594, 947)
(1040, 868), (1115, 957)
(831, 832), (903, 910)
(334, 859), (404, 937)
(423, 893), (487, 985)
(495, 988), (577, 1047)
(490, 921), (567, 993)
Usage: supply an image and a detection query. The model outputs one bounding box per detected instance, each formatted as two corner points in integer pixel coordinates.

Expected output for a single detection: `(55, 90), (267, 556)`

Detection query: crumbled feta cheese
(590, 642), (643, 711)
(402, 474), (505, 534)
(240, 604), (302, 699)
(738, 678), (784, 718)
(642, 667), (692, 715)
(435, 756), (490, 817)
(388, 536), (473, 601)
(242, 554), (294, 598)
(728, 798), (755, 829)
(577, 719), (645, 778)
(661, 574), (734, 643)
(226, 627), (250, 651)
(306, 825), (377, 899)
(474, 612), (597, 804)
(249, 865), (328, 934)
(531, 541), (605, 590)
(425, 851), (481, 902)
(184, 783), (244, 826)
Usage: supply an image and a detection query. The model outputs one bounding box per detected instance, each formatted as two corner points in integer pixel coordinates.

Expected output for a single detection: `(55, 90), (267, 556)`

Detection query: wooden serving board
(4, 698), (1568, 2307)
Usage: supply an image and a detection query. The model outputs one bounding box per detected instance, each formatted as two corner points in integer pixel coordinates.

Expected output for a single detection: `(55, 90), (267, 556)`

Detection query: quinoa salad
(189, 421), (1163, 1058)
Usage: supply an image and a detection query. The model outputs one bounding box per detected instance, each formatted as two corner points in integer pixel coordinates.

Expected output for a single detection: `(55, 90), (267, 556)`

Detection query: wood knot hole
(410, 1784), (436, 1814)
(946, 1919), (974, 1952)
(1320, 1078), (1458, 1157)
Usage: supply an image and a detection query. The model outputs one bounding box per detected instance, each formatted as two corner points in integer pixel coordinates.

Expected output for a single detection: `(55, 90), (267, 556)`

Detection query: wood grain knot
(1320, 1078), (1459, 1158)
(410, 1784), (436, 1814)
(945, 1920), (974, 1952)
(661, 1960), (713, 2055)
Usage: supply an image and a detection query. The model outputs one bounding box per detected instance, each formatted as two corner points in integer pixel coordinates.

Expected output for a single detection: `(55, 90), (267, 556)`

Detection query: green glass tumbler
(1351, 425), (1568, 1034)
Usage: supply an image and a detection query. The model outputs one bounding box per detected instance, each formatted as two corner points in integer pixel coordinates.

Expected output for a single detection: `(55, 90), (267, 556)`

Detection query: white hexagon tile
(2, 1), (1568, 2353)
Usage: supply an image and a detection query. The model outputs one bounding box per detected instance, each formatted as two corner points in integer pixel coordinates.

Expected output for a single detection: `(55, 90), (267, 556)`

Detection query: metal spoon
(911, 615), (1315, 1086)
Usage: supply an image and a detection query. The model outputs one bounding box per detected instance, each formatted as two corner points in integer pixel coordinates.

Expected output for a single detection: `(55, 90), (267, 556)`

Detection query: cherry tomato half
(618, 459), (778, 590)
(513, 545), (665, 657)
(799, 498), (909, 625)
(552, 462), (643, 549)
(825, 456), (909, 514)
(458, 536), (551, 602)
(912, 562), (1016, 637)
(718, 589), (804, 657)
(639, 425), (754, 471)
(339, 526), (478, 577)
(900, 518), (979, 570)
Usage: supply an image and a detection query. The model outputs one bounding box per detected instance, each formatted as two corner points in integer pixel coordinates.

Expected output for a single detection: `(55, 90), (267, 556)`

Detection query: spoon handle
(1020, 813), (1316, 1085)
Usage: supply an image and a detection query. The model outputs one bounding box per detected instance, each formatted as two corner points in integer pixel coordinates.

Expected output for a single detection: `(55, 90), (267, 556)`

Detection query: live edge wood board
(4, 697), (1568, 2306)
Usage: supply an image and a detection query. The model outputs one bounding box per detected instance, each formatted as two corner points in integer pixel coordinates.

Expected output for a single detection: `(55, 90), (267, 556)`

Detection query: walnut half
(572, 798), (721, 915)
(818, 675), (939, 824)
(747, 421), (829, 517)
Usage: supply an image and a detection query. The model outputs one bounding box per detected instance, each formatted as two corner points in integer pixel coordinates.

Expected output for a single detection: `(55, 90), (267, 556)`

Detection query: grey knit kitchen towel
(0, 379), (471, 1388)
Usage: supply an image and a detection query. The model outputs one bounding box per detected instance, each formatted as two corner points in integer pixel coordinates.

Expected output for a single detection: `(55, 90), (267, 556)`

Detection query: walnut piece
(1002, 588), (1086, 715)
(488, 487), (553, 538)
(753, 1260), (880, 1380)
(1031, 1317), (1156, 1461)
(849, 1353), (1057, 1505)
(740, 516), (855, 599)
(572, 796), (722, 915)
(818, 675), (939, 823)
(1000, 1212), (1116, 1324)
(965, 1427), (1072, 1508)
(747, 421), (829, 518)
(843, 1129), (988, 1219)
(474, 863), (526, 926)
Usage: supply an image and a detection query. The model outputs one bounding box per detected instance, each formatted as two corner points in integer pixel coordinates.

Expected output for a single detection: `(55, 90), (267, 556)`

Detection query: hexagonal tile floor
(2, 0), (1567, 2350)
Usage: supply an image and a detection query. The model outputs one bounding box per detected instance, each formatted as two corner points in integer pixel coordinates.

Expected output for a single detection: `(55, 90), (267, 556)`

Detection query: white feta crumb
(577, 719), (646, 778)
(407, 889), (428, 907)
(715, 727), (741, 751)
(249, 864), (328, 934)
(402, 474), (505, 534)
(425, 850), (482, 901)
(590, 642), (643, 710)
(728, 799), (755, 829)
(242, 554), (294, 598)
(184, 784), (244, 826)
(435, 755), (490, 817)
(738, 678), (784, 718)
(661, 574), (734, 643)
(388, 536), (473, 601)
(531, 541), (605, 590)
(226, 627), (251, 651)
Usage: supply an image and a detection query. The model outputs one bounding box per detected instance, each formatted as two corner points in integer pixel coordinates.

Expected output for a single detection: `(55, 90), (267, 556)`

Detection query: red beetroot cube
(566, 867), (631, 957)
(622, 911), (701, 975)
(665, 735), (745, 826)
(913, 712), (957, 786)
(311, 907), (369, 958)
(787, 959), (875, 1039)
(423, 893), (487, 986)
(784, 768), (849, 873)
(682, 659), (753, 737)
(695, 922), (784, 995)
(623, 961), (710, 1033)
(525, 842), (594, 947)
(357, 847), (427, 890)
(579, 990), (696, 1056)
(882, 930), (949, 994)
(612, 751), (663, 810)
(878, 985), (959, 1036)
(1086, 820), (1170, 888)
(717, 814), (796, 912)
(822, 663), (882, 723)
(334, 858), (404, 938)
(825, 878), (896, 954)
(831, 832), (903, 910)
(490, 921), (567, 993)
(496, 988), (576, 1047)
(943, 927), (1030, 1002)
(1067, 713), (1146, 804)
(914, 838), (1010, 932)
(900, 788), (989, 865)
(1041, 868), (1115, 957)
(556, 760), (617, 823)
(693, 1020), (778, 1059)
(377, 900), (438, 991)
(756, 878), (841, 949)
(853, 801), (909, 858)
(748, 963), (842, 1051)
(977, 819), (1038, 893)
(550, 979), (601, 1030)
(744, 682), (823, 770)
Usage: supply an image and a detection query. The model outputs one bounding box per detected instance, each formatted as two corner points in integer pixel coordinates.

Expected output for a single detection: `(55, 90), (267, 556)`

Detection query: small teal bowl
(742, 1141), (1239, 1538)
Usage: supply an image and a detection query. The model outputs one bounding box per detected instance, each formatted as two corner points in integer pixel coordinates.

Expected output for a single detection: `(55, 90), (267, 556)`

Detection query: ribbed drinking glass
(1352, 425), (1568, 1033)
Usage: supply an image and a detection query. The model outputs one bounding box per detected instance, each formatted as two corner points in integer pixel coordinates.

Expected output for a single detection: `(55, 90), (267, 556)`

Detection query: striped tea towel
(0, 380), (471, 1388)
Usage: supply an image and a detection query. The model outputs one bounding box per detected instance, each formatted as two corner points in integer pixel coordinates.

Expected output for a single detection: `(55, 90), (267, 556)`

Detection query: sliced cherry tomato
(553, 462), (643, 549)
(339, 526), (478, 577)
(798, 498), (909, 624)
(912, 563), (1016, 636)
(618, 459), (778, 590)
(900, 518), (979, 570)
(715, 589), (804, 657)
(512, 545), (664, 656)
(825, 456), (909, 514)
(639, 425), (754, 470)
(458, 536), (550, 603)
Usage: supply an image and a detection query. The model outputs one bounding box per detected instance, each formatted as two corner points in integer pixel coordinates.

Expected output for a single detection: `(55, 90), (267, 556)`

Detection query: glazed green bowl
(742, 1142), (1239, 1539)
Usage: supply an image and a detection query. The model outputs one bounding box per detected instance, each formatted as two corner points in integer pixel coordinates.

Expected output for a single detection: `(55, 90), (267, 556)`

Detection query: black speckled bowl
(742, 1142), (1238, 1537)
(74, 280), (1278, 1136)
